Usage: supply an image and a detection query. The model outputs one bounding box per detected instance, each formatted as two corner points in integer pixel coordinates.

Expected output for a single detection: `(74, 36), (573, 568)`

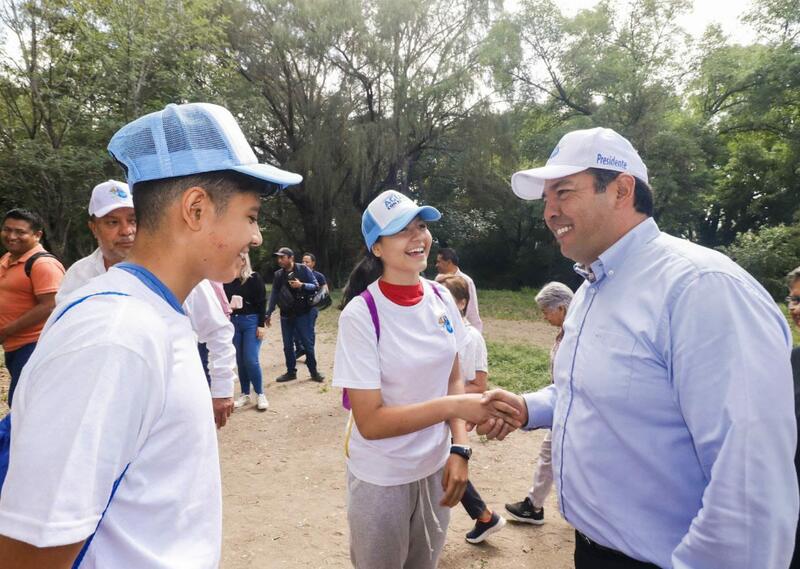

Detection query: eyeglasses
(786, 296), (800, 306)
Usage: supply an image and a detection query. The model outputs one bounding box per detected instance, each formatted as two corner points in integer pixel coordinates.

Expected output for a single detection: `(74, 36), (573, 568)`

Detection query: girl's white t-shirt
(460, 321), (488, 383)
(333, 279), (466, 486)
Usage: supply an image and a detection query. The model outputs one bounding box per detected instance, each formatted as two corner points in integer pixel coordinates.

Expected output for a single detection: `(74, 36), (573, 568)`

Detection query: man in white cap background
(478, 127), (798, 568)
(56, 180), (137, 300)
(0, 102), (302, 568)
(56, 179), (239, 430)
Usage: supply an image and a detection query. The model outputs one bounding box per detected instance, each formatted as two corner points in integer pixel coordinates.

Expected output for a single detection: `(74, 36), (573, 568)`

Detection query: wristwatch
(450, 444), (472, 461)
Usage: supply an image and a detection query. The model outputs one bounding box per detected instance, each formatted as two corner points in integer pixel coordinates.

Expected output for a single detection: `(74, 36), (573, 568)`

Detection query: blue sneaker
(465, 511), (506, 544)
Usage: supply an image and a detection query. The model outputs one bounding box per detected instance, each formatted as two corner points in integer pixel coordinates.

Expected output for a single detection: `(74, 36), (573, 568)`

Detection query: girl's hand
(453, 394), (522, 428)
(256, 326), (267, 340)
(440, 454), (469, 507)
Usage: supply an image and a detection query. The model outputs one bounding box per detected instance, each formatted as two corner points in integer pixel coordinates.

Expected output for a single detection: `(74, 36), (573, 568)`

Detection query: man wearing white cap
(0, 102), (302, 568)
(56, 180), (137, 302)
(479, 127), (798, 568)
(56, 179), (239, 429)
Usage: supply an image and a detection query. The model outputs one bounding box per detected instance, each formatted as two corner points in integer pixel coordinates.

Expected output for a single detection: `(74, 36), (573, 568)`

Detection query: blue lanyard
(115, 262), (184, 315)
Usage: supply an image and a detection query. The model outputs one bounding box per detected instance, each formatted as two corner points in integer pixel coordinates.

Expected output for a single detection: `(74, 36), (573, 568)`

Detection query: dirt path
(219, 316), (575, 568)
(0, 316), (574, 568)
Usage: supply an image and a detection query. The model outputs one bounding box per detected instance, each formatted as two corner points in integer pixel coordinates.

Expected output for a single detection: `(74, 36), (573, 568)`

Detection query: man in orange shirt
(0, 208), (64, 407)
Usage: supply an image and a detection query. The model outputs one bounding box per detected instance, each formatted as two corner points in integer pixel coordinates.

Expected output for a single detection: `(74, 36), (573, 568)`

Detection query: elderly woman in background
(504, 281), (573, 526)
(785, 267), (800, 569)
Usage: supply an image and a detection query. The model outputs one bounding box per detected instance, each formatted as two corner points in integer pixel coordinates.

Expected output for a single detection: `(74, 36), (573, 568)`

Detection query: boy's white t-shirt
(460, 321), (488, 383)
(0, 267), (222, 568)
(333, 279), (466, 486)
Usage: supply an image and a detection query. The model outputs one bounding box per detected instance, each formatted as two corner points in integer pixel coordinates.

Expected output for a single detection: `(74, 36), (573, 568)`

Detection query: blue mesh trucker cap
(107, 103), (302, 193)
(362, 190), (441, 250)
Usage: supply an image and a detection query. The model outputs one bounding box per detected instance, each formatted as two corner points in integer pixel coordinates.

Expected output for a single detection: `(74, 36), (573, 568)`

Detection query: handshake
(455, 389), (529, 441)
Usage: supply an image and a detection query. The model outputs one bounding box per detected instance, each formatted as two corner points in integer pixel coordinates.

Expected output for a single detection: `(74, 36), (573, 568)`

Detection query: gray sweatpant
(347, 467), (451, 569)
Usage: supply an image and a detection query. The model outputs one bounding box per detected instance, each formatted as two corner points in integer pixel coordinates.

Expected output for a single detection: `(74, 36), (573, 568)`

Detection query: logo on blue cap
(384, 194), (403, 211)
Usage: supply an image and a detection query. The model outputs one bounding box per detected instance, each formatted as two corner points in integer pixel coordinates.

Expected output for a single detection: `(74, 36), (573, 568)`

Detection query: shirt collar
(114, 262), (185, 315)
(573, 218), (660, 283)
(2, 244), (45, 267)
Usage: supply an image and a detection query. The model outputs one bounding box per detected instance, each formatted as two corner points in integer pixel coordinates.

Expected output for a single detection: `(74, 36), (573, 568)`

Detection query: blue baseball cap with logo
(362, 190), (441, 250)
(107, 102), (302, 193)
(511, 127), (648, 200)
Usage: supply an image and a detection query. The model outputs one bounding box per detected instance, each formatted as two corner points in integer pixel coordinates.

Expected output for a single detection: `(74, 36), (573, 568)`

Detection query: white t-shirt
(0, 267), (222, 568)
(56, 249), (236, 397)
(333, 279), (466, 486)
(459, 320), (488, 383)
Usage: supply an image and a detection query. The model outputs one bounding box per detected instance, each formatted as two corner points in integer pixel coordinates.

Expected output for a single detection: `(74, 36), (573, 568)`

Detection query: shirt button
(608, 270), (615, 277)
(589, 288), (596, 294)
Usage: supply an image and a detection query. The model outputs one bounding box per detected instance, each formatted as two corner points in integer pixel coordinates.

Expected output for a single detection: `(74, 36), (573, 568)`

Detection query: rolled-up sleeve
(184, 281), (236, 398)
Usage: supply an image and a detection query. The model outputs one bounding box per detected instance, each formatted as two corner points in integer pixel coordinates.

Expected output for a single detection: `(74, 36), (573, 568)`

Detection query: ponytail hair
(340, 251), (384, 309)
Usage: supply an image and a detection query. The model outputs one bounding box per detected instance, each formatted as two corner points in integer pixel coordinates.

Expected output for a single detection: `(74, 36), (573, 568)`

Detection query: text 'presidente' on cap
(511, 127), (648, 200)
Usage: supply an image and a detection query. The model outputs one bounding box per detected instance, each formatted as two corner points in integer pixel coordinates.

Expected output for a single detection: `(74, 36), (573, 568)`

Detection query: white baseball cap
(511, 127), (648, 200)
(361, 190), (441, 250)
(88, 180), (134, 218)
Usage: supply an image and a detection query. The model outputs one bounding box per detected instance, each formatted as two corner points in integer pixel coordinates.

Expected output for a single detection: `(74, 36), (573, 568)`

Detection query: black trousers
(460, 480), (487, 519)
(574, 531), (662, 569)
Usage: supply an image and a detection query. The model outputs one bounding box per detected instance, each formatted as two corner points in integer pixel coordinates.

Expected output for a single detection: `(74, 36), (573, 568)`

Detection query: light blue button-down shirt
(524, 218), (798, 568)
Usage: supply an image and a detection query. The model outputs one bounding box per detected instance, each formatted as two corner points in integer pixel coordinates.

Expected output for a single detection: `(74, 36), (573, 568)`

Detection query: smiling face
(90, 207), (137, 266)
(542, 171), (621, 266)
(202, 192), (263, 283)
(372, 216), (432, 284)
(1, 218), (41, 258)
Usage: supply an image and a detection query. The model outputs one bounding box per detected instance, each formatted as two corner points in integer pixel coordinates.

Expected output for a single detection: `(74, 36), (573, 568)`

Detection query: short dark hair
(3, 208), (44, 233)
(303, 252), (316, 263)
(132, 170), (266, 232)
(437, 247), (459, 266)
(586, 167), (653, 217)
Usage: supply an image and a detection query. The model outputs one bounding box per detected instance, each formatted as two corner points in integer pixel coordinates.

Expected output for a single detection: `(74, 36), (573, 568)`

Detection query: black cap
(273, 247), (294, 257)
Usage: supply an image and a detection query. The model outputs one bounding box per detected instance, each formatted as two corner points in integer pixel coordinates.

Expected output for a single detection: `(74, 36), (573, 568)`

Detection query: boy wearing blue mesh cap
(0, 103), (301, 567)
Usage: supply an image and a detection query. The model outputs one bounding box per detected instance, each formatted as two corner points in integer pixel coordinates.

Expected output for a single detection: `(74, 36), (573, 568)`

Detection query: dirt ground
(0, 317), (575, 568)
(218, 316), (575, 569)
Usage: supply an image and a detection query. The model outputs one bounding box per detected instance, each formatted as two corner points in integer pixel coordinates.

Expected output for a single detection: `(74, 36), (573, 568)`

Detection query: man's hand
(288, 278), (303, 289)
(256, 326), (267, 340)
(264, 315), (272, 328)
(452, 393), (523, 427)
(467, 389), (529, 441)
(440, 454), (469, 507)
(212, 397), (234, 429)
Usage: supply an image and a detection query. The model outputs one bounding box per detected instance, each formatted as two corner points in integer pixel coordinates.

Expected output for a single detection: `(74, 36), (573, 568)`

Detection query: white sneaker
(256, 393), (269, 411)
(234, 394), (250, 409)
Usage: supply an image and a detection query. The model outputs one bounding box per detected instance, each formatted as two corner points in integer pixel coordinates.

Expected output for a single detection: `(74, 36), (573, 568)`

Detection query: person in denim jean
(224, 254), (268, 411)
(266, 247), (322, 382)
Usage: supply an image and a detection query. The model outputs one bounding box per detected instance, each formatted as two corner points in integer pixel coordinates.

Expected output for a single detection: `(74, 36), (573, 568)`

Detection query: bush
(719, 225), (800, 299)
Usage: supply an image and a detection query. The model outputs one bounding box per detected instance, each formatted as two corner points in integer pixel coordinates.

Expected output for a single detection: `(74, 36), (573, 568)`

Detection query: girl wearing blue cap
(332, 190), (520, 568)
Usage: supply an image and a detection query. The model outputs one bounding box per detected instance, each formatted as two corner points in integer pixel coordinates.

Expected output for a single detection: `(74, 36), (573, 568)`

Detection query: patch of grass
(477, 288), (542, 322)
(487, 340), (552, 394)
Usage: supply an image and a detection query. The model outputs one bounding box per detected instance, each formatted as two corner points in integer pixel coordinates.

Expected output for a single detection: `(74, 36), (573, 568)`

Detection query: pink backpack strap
(360, 289), (381, 340)
(427, 280), (444, 301)
(342, 288), (381, 411)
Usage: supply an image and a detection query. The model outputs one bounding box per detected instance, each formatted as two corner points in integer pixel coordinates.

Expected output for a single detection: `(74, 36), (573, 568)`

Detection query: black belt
(575, 530), (661, 568)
